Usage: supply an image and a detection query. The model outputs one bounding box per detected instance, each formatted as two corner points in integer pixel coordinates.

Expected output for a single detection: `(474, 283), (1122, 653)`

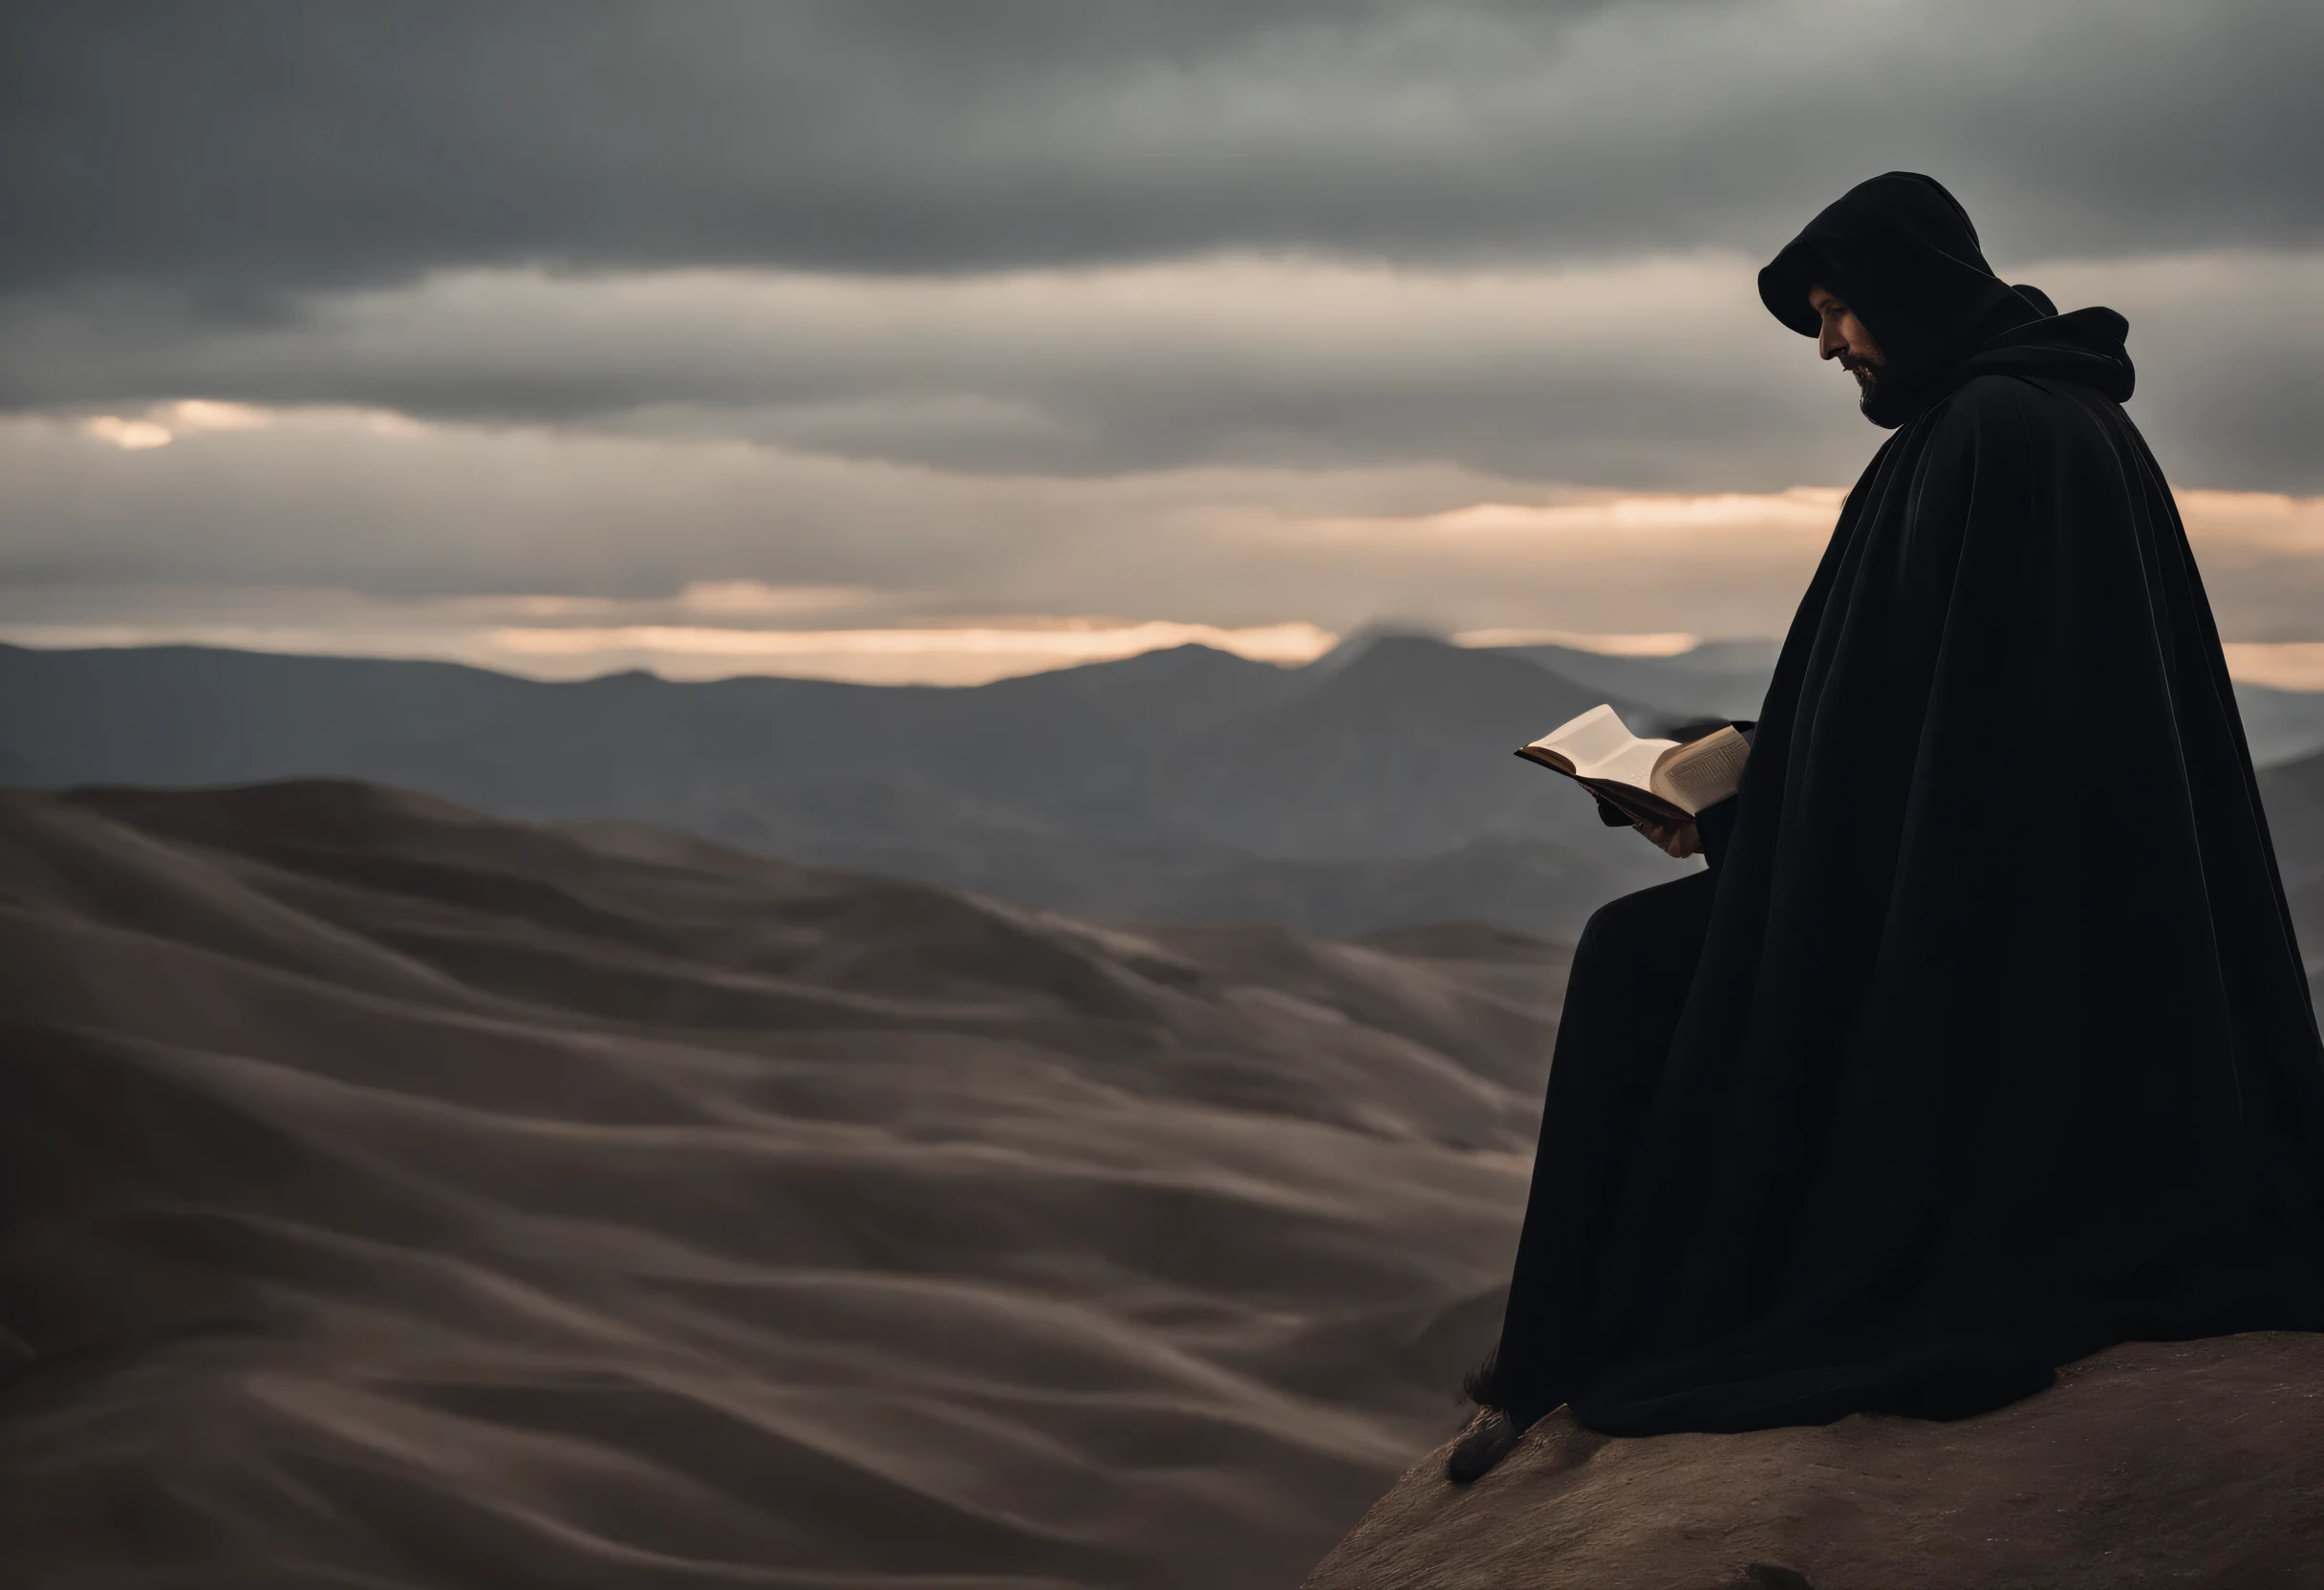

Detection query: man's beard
(1844, 357), (1885, 415)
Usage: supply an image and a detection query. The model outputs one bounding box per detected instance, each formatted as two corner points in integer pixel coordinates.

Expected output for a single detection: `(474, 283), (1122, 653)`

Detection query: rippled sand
(0, 782), (1568, 1588)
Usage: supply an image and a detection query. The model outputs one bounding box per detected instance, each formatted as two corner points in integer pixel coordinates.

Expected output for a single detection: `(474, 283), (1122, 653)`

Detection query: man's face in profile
(1810, 284), (1886, 413)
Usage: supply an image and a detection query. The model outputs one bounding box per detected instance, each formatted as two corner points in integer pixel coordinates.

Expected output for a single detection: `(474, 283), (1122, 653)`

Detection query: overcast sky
(6, 0), (2323, 683)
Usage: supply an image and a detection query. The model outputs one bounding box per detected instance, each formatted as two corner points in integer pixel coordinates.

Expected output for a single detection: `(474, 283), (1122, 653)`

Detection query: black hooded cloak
(1475, 172), (2324, 1436)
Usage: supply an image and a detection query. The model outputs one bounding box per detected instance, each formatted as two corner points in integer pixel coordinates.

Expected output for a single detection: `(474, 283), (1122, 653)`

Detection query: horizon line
(6, 630), (2324, 695)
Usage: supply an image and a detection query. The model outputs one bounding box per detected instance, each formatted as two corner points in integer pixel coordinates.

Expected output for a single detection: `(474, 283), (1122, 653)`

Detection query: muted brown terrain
(1304, 1332), (2324, 1590)
(0, 782), (1568, 1589)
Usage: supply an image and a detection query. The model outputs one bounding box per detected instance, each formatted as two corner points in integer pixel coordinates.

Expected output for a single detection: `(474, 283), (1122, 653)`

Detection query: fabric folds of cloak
(1476, 172), (2324, 1436)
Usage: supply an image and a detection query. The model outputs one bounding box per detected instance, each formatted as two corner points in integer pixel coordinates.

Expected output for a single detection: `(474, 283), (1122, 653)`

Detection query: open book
(1515, 704), (1750, 827)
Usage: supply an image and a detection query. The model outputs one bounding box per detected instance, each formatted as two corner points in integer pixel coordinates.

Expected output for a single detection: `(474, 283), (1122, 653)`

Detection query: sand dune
(0, 782), (1566, 1589)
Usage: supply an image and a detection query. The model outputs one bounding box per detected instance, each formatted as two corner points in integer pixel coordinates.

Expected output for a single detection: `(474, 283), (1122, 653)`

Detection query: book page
(1523, 704), (1676, 791)
(1650, 725), (1749, 814)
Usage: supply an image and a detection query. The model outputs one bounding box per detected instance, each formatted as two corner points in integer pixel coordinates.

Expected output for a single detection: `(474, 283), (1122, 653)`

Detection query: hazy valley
(11, 635), (2324, 941)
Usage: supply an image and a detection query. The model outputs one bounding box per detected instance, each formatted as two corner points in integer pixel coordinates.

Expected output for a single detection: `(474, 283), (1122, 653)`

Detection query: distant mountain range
(7, 635), (2324, 944)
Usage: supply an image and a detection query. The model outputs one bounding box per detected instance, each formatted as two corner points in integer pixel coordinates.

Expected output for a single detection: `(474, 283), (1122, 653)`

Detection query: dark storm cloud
(12, 251), (2321, 494)
(0, 259), (1874, 491)
(5, 0), (2322, 300)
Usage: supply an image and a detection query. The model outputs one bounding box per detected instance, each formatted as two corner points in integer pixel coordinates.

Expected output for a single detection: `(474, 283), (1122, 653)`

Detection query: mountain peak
(1301, 626), (1456, 678)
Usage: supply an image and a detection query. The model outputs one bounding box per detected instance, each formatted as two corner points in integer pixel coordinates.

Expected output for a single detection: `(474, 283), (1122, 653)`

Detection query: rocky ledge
(1303, 1332), (2324, 1590)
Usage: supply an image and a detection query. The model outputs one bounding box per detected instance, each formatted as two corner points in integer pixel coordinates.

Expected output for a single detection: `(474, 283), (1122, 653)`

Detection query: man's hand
(1632, 814), (1702, 859)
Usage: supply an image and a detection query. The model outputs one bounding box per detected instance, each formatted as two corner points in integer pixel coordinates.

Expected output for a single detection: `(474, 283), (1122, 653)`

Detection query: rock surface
(1303, 1332), (2324, 1590)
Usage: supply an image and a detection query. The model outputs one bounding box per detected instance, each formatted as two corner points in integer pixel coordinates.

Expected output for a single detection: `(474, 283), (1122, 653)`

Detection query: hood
(1951, 305), (2136, 405)
(1758, 172), (2034, 370)
(1758, 172), (2130, 425)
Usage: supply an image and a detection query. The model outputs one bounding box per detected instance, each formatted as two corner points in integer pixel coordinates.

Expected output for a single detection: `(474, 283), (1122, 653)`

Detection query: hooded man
(1449, 172), (2324, 1483)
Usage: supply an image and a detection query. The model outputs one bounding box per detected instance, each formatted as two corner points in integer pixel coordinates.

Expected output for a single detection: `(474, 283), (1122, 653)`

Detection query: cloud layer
(5, 1), (2324, 679)
(12, 248), (2324, 492)
(9, 404), (2322, 683)
(9, 0), (2321, 295)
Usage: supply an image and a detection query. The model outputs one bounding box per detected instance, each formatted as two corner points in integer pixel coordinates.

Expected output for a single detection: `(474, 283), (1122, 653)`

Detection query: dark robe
(1475, 172), (2324, 1437)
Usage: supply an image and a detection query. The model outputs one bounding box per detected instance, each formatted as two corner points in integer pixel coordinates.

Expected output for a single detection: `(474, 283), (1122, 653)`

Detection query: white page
(1526, 704), (1677, 789)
